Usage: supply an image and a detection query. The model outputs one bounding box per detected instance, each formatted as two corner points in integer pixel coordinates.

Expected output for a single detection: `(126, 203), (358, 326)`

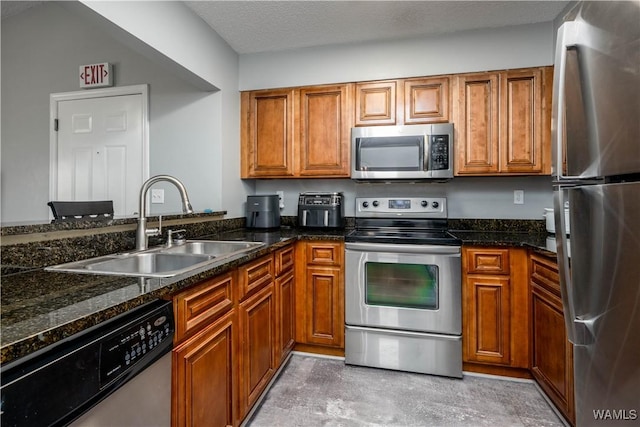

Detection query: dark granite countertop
(1, 222), (556, 365)
(0, 227), (345, 365)
(450, 230), (554, 255)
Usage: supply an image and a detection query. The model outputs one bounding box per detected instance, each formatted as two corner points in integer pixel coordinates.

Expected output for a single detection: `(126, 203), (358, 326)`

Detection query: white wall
(1, 1), (248, 223)
(244, 21), (555, 219)
(240, 22), (554, 90)
(255, 177), (553, 220)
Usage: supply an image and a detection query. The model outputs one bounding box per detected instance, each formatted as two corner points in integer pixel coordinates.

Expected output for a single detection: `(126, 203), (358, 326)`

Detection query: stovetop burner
(347, 196), (461, 246)
(346, 227), (461, 246)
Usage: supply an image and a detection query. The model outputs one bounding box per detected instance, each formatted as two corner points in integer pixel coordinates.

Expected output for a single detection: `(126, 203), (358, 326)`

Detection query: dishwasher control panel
(99, 303), (174, 388)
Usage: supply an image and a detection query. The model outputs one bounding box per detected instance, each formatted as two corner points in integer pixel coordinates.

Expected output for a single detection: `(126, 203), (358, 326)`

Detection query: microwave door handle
(302, 209), (308, 226)
(323, 210), (329, 226)
(424, 139), (430, 171)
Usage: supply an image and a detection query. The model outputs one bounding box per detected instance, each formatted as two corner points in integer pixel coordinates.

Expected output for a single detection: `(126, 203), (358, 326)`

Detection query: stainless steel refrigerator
(552, 1), (640, 425)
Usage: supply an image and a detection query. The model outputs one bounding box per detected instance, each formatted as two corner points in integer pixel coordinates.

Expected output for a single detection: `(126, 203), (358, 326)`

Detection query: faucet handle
(145, 214), (162, 238)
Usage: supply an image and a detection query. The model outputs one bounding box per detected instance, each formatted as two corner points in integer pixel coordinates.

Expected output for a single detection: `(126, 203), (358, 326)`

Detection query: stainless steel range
(344, 197), (462, 378)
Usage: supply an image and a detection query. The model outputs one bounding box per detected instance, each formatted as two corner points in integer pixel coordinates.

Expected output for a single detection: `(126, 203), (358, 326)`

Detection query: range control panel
(355, 197), (447, 218)
(99, 303), (174, 388)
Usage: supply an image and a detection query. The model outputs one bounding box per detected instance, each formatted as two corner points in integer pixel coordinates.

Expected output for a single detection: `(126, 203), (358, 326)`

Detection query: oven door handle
(345, 242), (460, 255)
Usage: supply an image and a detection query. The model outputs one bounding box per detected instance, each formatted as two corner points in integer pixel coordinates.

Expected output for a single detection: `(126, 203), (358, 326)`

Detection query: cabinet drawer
(530, 253), (560, 297)
(466, 248), (510, 275)
(174, 272), (235, 342)
(238, 255), (274, 300)
(305, 242), (343, 267)
(275, 245), (295, 276)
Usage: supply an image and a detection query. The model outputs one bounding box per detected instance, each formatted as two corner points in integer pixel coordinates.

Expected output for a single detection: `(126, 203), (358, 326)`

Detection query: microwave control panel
(429, 135), (449, 170)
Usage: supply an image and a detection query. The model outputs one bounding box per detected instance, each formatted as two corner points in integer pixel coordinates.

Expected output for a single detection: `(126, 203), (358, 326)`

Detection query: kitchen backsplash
(255, 176), (554, 220)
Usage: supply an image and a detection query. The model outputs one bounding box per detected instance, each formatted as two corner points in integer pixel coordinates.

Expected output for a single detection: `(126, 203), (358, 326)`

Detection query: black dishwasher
(0, 299), (174, 427)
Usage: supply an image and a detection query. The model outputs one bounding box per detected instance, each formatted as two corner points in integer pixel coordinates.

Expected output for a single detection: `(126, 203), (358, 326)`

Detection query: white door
(50, 85), (149, 218)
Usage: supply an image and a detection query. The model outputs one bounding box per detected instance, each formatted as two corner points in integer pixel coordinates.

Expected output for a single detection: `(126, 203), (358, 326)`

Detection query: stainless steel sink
(47, 252), (214, 278)
(159, 240), (264, 256)
(46, 240), (265, 278)
(85, 253), (213, 277)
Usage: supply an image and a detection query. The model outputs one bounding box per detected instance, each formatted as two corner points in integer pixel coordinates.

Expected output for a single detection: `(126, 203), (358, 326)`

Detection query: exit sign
(79, 62), (112, 88)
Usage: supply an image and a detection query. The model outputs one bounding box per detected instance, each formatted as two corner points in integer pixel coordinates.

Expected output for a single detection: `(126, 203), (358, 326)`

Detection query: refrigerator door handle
(554, 188), (577, 343)
(552, 21), (580, 181)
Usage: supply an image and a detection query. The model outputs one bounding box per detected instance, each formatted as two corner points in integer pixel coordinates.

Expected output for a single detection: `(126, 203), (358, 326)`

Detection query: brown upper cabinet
(454, 67), (552, 175)
(354, 76), (450, 126)
(241, 66), (552, 179)
(241, 84), (352, 178)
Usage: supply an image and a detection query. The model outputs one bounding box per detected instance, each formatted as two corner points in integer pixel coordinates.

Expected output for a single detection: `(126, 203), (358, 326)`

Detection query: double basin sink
(46, 240), (265, 278)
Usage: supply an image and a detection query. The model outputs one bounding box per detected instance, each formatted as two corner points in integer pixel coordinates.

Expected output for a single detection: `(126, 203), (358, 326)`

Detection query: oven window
(365, 262), (439, 309)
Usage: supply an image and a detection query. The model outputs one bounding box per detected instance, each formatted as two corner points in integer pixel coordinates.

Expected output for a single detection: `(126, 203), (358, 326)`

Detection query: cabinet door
(404, 77), (450, 124)
(355, 80), (397, 126)
(499, 68), (545, 173)
(238, 283), (276, 417)
(241, 89), (295, 178)
(275, 270), (295, 363)
(303, 266), (344, 347)
(531, 284), (575, 423)
(463, 247), (529, 369)
(172, 310), (236, 427)
(455, 73), (500, 174)
(464, 275), (511, 365)
(530, 254), (575, 424)
(297, 84), (352, 176)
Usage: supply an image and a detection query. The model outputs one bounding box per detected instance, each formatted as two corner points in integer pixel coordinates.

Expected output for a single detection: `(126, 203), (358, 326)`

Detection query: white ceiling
(2, 1), (570, 55)
(184, 1), (570, 54)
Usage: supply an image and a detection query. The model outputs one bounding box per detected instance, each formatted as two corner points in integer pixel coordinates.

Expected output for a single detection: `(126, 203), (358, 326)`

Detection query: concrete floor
(247, 354), (565, 427)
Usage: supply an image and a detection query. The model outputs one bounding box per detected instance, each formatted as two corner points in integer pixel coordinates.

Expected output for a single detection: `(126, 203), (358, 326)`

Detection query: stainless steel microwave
(351, 124), (454, 180)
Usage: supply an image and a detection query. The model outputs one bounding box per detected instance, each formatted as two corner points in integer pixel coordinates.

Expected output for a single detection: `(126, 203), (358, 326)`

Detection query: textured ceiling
(185, 1), (570, 54)
(2, 1), (570, 54)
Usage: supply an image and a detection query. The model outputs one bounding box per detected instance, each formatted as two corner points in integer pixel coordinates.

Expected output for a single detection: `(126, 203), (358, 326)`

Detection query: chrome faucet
(136, 175), (193, 250)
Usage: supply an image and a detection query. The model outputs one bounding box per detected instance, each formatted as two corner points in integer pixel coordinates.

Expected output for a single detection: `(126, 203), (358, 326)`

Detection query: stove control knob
(372, 200), (379, 207)
(432, 201), (440, 209)
(362, 201), (369, 208)
(421, 200), (428, 207)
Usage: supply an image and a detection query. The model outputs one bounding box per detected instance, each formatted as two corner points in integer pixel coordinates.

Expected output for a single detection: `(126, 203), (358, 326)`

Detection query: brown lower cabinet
(172, 241), (342, 426)
(530, 253), (575, 425)
(172, 272), (237, 427)
(238, 282), (276, 418)
(294, 240), (345, 355)
(462, 246), (530, 376)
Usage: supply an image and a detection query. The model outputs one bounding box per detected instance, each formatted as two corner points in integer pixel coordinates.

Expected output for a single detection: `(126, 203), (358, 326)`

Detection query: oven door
(345, 242), (461, 335)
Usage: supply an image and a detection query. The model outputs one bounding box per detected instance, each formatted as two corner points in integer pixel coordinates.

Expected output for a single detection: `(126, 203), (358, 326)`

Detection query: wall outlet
(276, 190), (285, 209)
(151, 188), (165, 204)
(514, 190), (524, 205)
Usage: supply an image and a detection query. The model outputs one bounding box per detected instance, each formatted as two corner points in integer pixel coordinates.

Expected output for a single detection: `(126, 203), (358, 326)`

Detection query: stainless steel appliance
(351, 124), (454, 181)
(552, 2), (640, 425)
(345, 197), (462, 378)
(297, 192), (344, 228)
(246, 194), (280, 229)
(0, 300), (174, 427)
